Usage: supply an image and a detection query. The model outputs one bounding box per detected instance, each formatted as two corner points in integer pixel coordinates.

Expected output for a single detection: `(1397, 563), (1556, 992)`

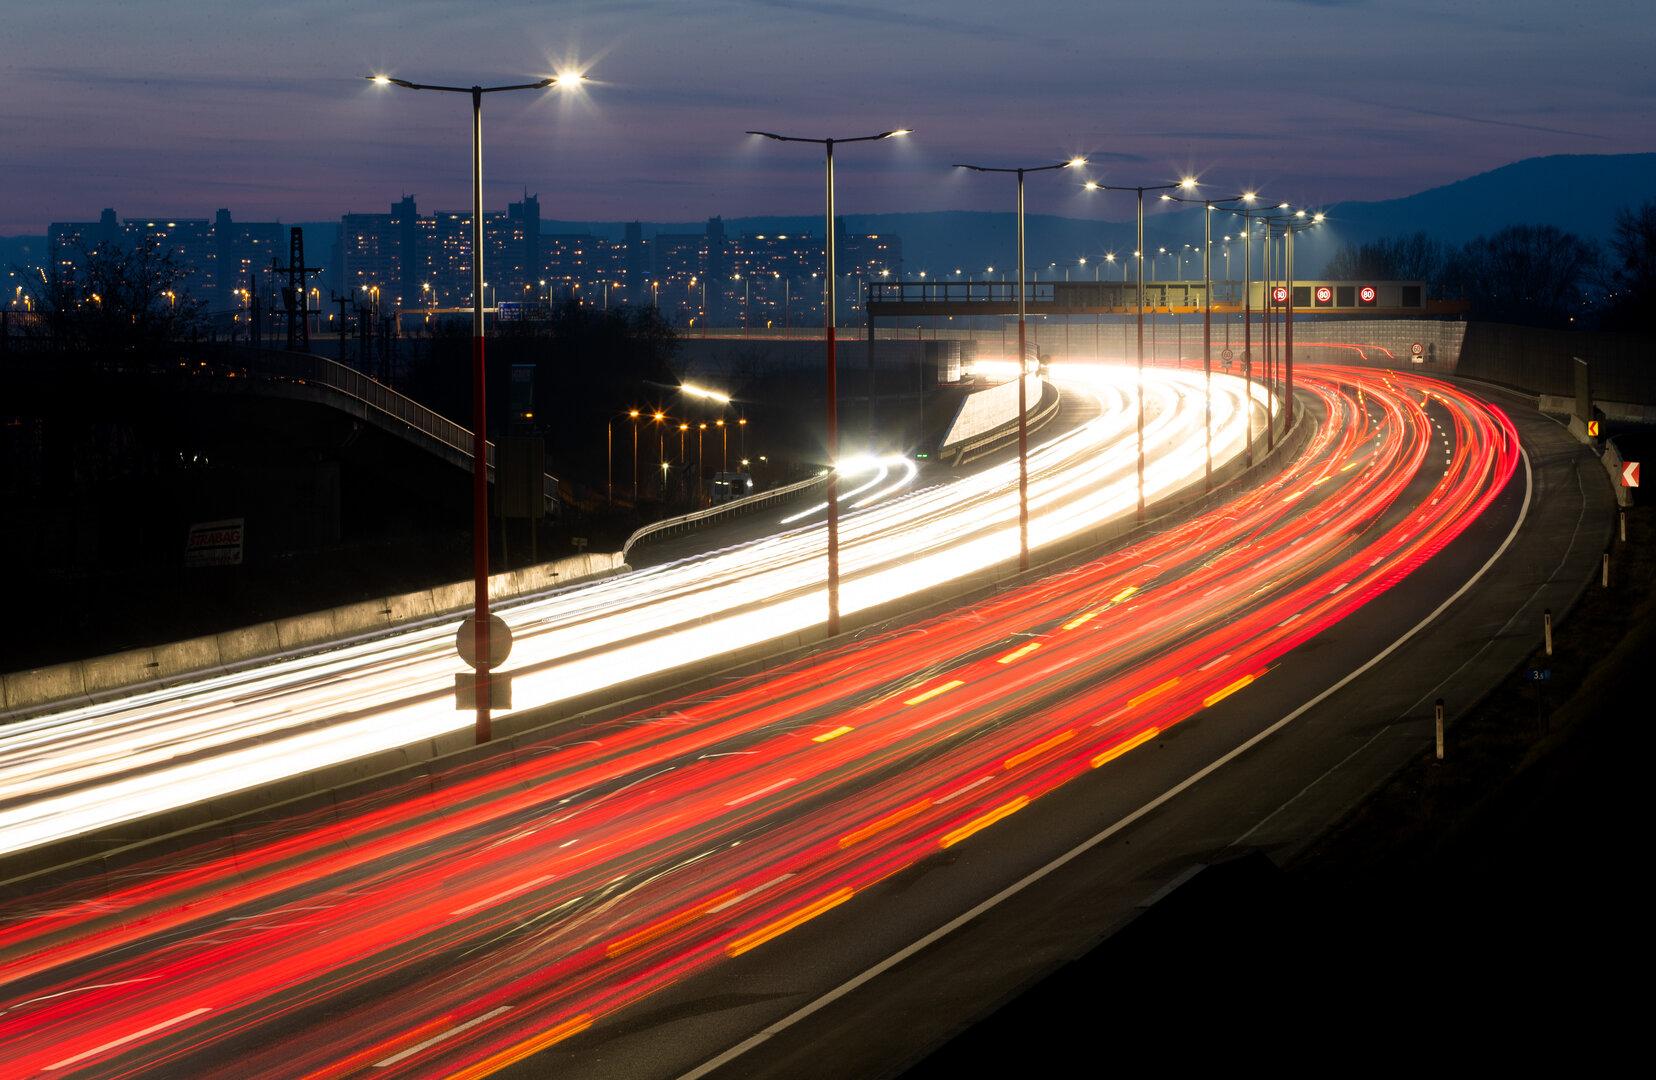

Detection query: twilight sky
(3, 0), (1654, 233)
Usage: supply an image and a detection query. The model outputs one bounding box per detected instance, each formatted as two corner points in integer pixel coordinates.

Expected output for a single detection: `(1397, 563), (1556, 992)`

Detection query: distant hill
(547, 154), (1656, 279)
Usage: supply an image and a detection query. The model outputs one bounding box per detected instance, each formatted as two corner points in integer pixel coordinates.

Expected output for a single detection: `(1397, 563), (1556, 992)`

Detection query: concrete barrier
(952, 381), (1062, 466)
(1, 550), (625, 722)
(940, 374), (1045, 452)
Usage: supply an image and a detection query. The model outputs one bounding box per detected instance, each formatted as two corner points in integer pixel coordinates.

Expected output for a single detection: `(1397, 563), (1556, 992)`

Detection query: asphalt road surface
(0, 366), (1595, 1079)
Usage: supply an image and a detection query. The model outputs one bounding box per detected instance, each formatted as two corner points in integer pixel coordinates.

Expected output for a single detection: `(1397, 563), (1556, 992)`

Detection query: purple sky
(4, 0), (1654, 233)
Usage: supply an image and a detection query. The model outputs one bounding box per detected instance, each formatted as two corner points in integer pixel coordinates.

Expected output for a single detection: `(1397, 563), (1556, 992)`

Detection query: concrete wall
(1, 551), (624, 720)
(1459, 322), (1656, 403)
(941, 374), (1043, 450)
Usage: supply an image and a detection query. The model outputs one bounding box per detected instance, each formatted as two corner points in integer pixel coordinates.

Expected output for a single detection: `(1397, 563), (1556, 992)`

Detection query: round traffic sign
(1315, 286), (1333, 304)
(1359, 285), (1377, 304)
(456, 613), (513, 668)
(1220, 347), (1234, 362)
(1411, 341), (1424, 356)
(1272, 286), (1289, 304)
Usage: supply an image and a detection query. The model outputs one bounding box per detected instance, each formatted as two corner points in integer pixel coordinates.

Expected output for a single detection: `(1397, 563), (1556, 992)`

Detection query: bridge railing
(621, 471), (830, 560)
(224, 348), (561, 507)
(869, 281), (1055, 304)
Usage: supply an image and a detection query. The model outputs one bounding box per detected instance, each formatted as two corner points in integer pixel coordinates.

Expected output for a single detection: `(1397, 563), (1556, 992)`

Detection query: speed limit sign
(1411, 341), (1425, 364)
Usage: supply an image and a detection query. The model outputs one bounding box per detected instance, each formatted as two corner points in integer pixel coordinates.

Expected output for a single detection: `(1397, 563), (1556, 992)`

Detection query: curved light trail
(0, 367), (1517, 1078)
(0, 367), (1259, 859)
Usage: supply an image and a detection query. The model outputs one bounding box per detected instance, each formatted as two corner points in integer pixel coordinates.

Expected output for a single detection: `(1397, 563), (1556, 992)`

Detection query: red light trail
(0, 366), (1518, 1078)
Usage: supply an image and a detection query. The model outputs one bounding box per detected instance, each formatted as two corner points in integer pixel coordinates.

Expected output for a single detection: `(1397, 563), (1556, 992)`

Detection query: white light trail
(0, 368), (1267, 859)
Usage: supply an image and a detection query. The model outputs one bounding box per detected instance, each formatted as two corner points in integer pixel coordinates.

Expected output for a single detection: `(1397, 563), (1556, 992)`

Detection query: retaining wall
(1, 551), (624, 719)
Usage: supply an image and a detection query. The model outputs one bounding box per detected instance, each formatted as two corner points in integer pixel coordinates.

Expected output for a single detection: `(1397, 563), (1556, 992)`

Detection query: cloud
(737, 0), (1059, 45)
(1340, 97), (1610, 140)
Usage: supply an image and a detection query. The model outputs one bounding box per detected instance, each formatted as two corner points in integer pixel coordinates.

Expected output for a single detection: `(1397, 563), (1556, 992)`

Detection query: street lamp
(629, 408), (641, 502)
(955, 154), (1088, 570)
(1251, 209), (1324, 441)
(748, 125), (911, 636)
(1084, 175), (1194, 514)
(369, 67), (584, 744)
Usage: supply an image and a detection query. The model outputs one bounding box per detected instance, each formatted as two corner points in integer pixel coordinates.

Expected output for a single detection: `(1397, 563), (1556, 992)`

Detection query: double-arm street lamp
(1083, 176), (1196, 515)
(747, 127), (910, 636)
(1225, 202), (1288, 460)
(370, 70), (584, 744)
(1253, 209), (1324, 440)
(1160, 189), (1257, 490)
(955, 155), (1088, 571)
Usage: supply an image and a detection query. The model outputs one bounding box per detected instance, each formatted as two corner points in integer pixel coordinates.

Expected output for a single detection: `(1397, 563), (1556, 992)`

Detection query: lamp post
(1160, 190), (1257, 490)
(1229, 203), (1285, 463)
(370, 68), (583, 744)
(629, 408), (640, 502)
(653, 409), (666, 497)
(678, 421), (689, 501)
(1253, 210), (1323, 442)
(956, 155), (1088, 570)
(748, 126), (911, 636)
(1084, 177), (1194, 515)
(716, 417), (728, 471)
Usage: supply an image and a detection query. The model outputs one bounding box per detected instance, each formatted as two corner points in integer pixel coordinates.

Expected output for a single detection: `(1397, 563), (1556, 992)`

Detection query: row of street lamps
(608, 410), (748, 505)
(368, 68), (1324, 745)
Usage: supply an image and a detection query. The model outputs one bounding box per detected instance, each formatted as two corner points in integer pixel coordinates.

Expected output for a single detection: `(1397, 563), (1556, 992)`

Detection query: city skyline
(4, 1), (1654, 234)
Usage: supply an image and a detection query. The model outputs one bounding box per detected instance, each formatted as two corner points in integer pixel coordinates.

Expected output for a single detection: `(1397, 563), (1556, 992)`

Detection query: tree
(20, 237), (205, 359)
(1323, 232), (1445, 284)
(1438, 225), (1600, 329)
(402, 298), (680, 487)
(1601, 199), (1656, 329)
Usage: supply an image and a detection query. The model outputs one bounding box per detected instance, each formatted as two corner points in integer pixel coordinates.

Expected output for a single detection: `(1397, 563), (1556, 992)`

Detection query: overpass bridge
(865, 278), (1464, 318)
(2, 345), (565, 513)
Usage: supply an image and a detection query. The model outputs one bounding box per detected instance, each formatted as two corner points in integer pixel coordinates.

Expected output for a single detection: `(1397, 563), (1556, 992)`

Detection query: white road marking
(450, 874), (553, 917)
(46, 1007), (211, 1071)
(725, 778), (795, 808)
(373, 1006), (514, 1067)
(709, 873), (794, 914)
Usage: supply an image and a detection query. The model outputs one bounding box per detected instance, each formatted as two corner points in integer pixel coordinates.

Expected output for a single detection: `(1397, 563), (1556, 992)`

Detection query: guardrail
(621, 471), (831, 559)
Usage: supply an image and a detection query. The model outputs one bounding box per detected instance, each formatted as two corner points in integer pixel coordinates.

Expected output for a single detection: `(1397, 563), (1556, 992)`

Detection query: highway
(0, 366), (1256, 863)
(0, 366), (1520, 1077)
